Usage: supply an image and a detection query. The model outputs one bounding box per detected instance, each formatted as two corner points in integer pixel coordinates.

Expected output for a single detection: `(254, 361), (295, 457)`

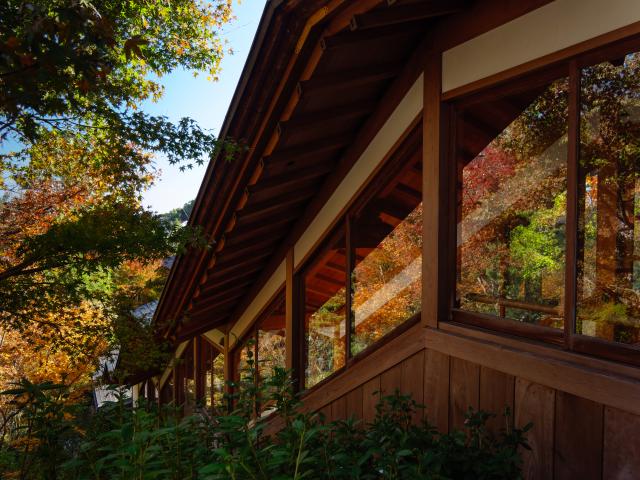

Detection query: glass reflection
(457, 77), (569, 328)
(577, 53), (640, 346)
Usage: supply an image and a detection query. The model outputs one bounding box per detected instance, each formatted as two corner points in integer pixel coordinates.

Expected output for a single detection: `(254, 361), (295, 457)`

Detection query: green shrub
(1, 360), (531, 479)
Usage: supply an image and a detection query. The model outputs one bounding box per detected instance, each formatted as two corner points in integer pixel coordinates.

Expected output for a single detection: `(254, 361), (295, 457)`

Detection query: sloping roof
(153, 0), (471, 342)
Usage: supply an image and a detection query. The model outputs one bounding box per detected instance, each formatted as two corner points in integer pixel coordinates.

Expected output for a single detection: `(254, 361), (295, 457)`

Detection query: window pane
(212, 353), (225, 411)
(304, 231), (346, 388)
(351, 158), (422, 355)
(457, 77), (569, 329)
(257, 295), (286, 382)
(577, 53), (640, 346)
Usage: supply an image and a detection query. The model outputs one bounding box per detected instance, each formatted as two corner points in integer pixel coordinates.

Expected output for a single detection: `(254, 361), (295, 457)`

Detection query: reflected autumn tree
(457, 77), (569, 328)
(577, 53), (640, 345)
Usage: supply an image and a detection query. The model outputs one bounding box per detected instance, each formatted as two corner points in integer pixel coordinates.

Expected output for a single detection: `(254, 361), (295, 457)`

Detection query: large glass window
(232, 292), (286, 409)
(577, 52), (640, 346)
(456, 74), (569, 330)
(351, 159), (422, 354)
(199, 338), (225, 413)
(303, 230), (347, 388)
(451, 41), (640, 365)
(257, 295), (286, 383)
(302, 128), (423, 389)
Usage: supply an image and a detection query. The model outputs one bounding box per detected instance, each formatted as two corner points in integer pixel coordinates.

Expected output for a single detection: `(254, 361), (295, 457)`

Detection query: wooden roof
(153, 0), (472, 343)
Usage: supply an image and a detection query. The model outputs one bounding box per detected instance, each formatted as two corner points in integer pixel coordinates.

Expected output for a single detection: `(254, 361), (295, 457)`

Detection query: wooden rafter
(351, 0), (468, 31)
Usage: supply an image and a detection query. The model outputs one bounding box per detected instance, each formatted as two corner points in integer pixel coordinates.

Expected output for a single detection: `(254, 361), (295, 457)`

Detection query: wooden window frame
(297, 122), (424, 393)
(445, 34), (640, 368)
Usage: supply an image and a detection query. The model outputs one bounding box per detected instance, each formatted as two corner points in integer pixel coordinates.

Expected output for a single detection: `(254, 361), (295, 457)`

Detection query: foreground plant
(0, 362), (531, 480)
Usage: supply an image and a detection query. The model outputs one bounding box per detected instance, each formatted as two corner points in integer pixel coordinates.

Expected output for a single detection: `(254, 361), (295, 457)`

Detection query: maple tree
(0, 0), (239, 418)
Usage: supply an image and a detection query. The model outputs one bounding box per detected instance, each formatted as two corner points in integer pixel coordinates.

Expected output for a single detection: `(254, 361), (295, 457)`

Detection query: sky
(141, 0), (267, 213)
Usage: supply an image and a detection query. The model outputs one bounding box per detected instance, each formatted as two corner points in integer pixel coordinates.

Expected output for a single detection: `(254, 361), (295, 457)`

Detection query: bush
(1, 363), (531, 479)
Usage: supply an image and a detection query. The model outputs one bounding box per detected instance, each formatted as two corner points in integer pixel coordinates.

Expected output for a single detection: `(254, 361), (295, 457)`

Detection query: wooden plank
(331, 395), (347, 422)
(554, 391), (603, 480)
(319, 403), (332, 424)
(449, 357), (479, 431)
(401, 351), (425, 424)
(380, 362), (403, 397)
(424, 348), (449, 433)
(423, 52), (442, 328)
(345, 386), (364, 421)
(362, 376), (381, 424)
(479, 366), (515, 435)
(514, 378), (554, 480)
(426, 327), (640, 416)
(603, 407), (640, 479)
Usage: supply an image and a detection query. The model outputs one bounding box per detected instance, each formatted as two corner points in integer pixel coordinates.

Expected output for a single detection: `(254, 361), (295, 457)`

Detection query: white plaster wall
(443, 0), (640, 92)
(228, 260), (285, 348)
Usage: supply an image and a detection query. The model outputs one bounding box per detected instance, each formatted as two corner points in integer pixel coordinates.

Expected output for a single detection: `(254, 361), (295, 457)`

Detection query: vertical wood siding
(308, 345), (640, 479)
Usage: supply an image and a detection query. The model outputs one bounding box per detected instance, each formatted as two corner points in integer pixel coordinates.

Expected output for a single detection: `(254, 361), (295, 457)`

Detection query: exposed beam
(352, 0), (468, 31)
(297, 63), (402, 97)
(263, 134), (353, 166)
(238, 191), (313, 225)
(279, 99), (377, 132)
(227, 216), (292, 245)
(241, 188), (315, 217)
(210, 251), (272, 278)
(320, 22), (422, 51)
(249, 163), (334, 195)
(218, 235), (280, 257)
(191, 295), (243, 317)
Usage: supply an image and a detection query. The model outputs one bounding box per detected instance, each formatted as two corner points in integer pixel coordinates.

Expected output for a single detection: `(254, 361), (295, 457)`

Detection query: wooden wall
(304, 335), (640, 480)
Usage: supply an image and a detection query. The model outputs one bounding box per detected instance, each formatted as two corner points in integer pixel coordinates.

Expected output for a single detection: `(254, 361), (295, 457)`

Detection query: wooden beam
(223, 332), (232, 413)
(190, 297), (240, 319)
(226, 216), (292, 244)
(249, 163), (334, 195)
(199, 271), (259, 296)
(240, 189), (315, 219)
(351, 0), (467, 31)
(423, 52), (442, 329)
(285, 249), (295, 372)
(237, 193), (312, 226)
(320, 22), (422, 51)
(297, 63), (402, 97)
(208, 252), (272, 279)
(279, 99), (377, 131)
(263, 134), (353, 166)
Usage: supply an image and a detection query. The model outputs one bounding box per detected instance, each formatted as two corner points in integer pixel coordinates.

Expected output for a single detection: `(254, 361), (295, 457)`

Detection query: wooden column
(194, 337), (201, 402)
(172, 367), (178, 404)
(285, 249), (294, 369)
(423, 52), (444, 328)
(285, 248), (302, 390)
(223, 332), (233, 413)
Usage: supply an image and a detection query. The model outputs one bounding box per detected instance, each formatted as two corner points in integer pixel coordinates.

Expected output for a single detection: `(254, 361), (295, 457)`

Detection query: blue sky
(142, 0), (267, 213)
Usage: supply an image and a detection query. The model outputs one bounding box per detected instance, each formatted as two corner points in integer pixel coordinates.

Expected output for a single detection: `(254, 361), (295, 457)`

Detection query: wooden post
(423, 52), (443, 328)
(172, 367), (178, 405)
(193, 337), (201, 402)
(223, 332), (233, 413)
(285, 248), (302, 390)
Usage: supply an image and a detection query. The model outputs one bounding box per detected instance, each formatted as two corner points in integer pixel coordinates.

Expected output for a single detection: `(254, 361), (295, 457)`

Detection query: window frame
(297, 121), (424, 393)
(446, 35), (640, 367)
